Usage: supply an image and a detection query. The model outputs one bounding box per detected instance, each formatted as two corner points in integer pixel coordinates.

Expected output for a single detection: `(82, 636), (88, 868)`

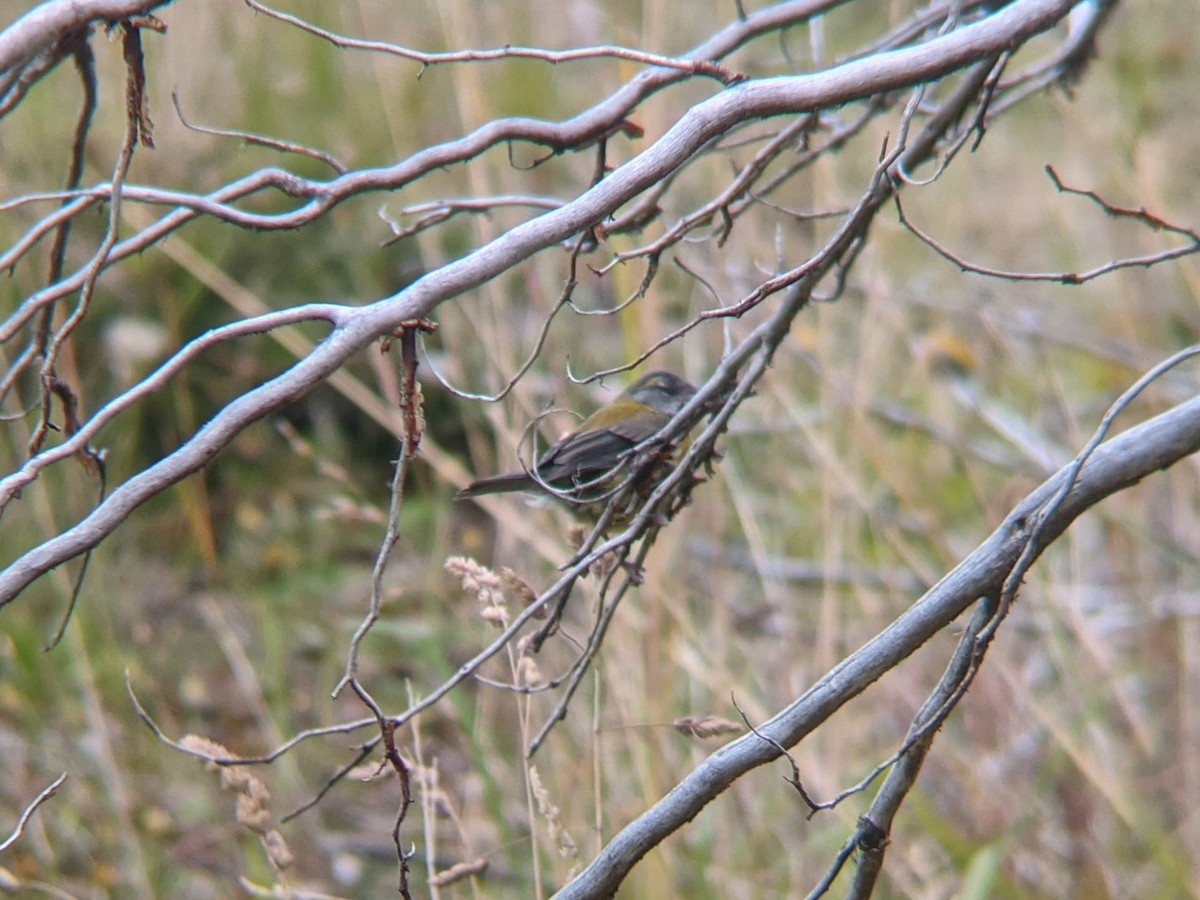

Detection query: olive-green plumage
(456, 371), (698, 501)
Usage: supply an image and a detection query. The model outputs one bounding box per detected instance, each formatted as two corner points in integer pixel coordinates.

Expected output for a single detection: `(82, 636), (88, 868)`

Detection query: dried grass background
(1, 1), (1198, 897)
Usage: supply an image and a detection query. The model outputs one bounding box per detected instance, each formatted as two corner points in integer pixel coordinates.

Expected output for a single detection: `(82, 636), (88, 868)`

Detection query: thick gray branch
(555, 393), (1200, 899)
(0, 0), (172, 73)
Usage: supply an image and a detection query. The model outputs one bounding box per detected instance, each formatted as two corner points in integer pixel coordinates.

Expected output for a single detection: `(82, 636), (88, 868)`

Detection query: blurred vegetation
(2, 1), (1199, 898)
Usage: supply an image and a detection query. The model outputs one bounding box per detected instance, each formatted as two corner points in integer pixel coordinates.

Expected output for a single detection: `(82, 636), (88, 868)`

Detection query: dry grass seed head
(179, 734), (292, 870)
(529, 765), (578, 860)
(673, 715), (744, 739)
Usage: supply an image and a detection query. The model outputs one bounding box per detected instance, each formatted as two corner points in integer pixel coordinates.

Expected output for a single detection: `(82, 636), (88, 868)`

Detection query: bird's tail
(455, 472), (537, 499)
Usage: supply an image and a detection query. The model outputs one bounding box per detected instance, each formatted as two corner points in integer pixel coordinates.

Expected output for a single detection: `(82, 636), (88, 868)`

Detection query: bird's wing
(538, 411), (668, 485)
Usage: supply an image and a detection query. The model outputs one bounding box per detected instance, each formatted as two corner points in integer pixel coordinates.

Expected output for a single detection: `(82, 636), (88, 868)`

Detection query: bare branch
(557, 389), (1200, 898)
(0, 773), (68, 853)
(244, 0), (744, 84)
(0, 304), (348, 523)
(895, 183), (1200, 284)
(0, 0), (170, 74)
(171, 90), (347, 175)
(381, 195), (564, 244)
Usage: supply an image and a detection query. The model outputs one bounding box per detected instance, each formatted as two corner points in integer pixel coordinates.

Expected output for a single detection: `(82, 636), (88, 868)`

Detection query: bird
(456, 371), (699, 508)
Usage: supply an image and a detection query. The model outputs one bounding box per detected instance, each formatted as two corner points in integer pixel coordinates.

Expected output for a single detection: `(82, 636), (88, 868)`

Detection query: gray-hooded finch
(456, 371), (698, 504)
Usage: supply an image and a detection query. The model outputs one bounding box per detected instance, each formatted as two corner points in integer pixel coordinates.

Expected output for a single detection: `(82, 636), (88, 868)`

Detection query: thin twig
(0, 773), (68, 853)
(171, 90), (347, 174)
(244, 0), (743, 84)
